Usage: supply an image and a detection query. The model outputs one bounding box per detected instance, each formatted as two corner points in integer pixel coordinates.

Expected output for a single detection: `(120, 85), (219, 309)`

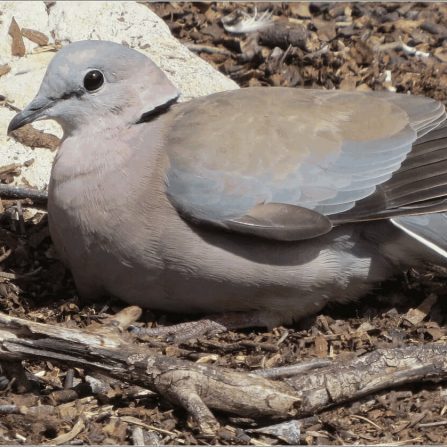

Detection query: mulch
(151, 2), (447, 99)
(1, 2), (447, 445)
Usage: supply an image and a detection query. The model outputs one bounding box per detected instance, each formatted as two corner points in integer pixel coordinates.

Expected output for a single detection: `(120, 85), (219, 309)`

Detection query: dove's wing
(164, 87), (445, 240)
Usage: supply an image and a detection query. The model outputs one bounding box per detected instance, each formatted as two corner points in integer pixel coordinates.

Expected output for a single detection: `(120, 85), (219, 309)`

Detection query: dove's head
(8, 40), (179, 136)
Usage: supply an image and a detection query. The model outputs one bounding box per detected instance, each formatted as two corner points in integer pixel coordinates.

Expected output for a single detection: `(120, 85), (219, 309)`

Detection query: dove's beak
(7, 96), (54, 134)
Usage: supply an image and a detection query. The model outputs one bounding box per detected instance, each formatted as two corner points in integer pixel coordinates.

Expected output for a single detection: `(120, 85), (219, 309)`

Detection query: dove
(7, 40), (447, 331)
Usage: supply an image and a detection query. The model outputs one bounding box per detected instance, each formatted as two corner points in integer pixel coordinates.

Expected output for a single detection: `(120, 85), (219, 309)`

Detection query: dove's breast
(48, 121), (171, 300)
(47, 119), (397, 322)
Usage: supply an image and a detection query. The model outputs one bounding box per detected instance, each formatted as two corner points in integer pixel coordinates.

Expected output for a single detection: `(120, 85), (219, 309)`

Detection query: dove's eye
(83, 70), (104, 91)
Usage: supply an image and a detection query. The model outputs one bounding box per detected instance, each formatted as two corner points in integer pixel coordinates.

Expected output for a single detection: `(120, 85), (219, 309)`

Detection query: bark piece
(8, 17), (26, 57)
(9, 124), (60, 150)
(258, 21), (308, 51)
(403, 294), (437, 326)
(0, 64), (11, 77)
(21, 28), (49, 46)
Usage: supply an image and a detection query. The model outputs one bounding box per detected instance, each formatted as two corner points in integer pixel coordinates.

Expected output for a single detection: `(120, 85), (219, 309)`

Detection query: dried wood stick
(0, 184), (48, 204)
(0, 309), (446, 434)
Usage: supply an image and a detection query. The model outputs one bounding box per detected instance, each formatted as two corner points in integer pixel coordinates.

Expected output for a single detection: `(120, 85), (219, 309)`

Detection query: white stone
(0, 1), (238, 189)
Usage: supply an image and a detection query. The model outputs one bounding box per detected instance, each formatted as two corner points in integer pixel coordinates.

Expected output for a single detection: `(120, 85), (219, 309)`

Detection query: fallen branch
(0, 308), (446, 434)
(0, 308), (298, 435)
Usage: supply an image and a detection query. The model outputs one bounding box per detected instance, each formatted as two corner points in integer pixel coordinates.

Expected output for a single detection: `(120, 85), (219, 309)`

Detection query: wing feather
(165, 87), (446, 240)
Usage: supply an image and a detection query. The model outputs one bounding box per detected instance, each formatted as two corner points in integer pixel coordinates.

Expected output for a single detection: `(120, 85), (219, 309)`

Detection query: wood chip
(195, 354), (219, 363)
(314, 18), (337, 42)
(0, 64), (11, 77)
(21, 28), (49, 46)
(0, 163), (22, 176)
(425, 326), (444, 341)
(131, 426), (145, 445)
(9, 124), (60, 150)
(32, 43), (62, 53)
(434, 47), (447, 63)
(51, 417), (85, 445)
(119, 416), (177, 436)
(8, 17), (25, 57)
(403, 294), (437, 326)
(314, 334), (328, 357)
(289, 3), (311, 18)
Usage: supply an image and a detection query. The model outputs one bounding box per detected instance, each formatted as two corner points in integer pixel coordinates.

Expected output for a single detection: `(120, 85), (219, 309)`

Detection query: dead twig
(254, 358), (332, 378)
(0, 184), (48, 205)
(418, 420), (447, 428)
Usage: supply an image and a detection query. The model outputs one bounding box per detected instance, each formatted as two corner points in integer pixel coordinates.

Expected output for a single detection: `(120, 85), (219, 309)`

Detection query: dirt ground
(1, 2), (447, 445)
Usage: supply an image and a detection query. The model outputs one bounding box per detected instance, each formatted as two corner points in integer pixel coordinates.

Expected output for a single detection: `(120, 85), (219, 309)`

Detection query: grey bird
(7, 40), (447, 330)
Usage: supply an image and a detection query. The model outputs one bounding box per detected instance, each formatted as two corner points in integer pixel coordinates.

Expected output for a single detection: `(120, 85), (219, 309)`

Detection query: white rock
(0, 1), (238, 189)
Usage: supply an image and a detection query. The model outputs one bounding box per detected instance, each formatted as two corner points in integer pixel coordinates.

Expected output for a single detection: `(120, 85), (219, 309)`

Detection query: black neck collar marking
(135, 95), (180, 124)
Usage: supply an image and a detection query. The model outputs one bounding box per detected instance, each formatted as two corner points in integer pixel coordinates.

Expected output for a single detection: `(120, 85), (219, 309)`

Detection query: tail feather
(391, 213), (447, 260)
(332, 115), (447, 224)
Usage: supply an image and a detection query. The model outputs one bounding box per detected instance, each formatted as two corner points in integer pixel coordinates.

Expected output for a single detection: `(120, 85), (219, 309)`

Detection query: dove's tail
(391, 213), (447, 261)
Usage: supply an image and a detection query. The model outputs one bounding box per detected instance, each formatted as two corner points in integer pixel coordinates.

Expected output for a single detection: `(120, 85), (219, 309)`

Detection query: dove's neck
(53, 127), (131, 182)
(50, 116), (169, 195)
(57, 111), (134, 139)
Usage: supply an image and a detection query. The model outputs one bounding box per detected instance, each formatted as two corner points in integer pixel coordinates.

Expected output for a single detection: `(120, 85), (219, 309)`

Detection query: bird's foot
(129, 319), (227, 343)
(129, 311), (284, 343)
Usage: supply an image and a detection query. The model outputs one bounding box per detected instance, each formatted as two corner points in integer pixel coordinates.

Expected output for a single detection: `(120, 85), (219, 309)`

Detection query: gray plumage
(8, 40), (447, 327)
